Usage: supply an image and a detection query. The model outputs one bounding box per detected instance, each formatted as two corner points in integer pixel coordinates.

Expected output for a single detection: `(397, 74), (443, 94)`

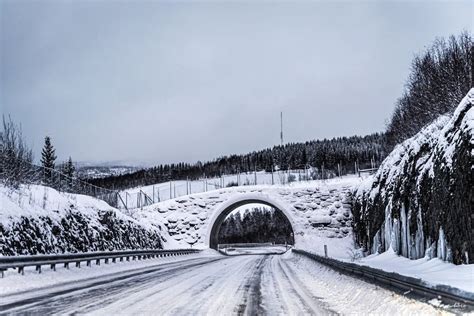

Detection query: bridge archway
(206, 193), (298, 249)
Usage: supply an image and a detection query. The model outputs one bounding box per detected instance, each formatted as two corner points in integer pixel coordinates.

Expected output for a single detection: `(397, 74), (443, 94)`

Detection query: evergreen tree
(61, 156), (75, 189)
(41, 136), (57, 182)
(62, 156), (75, 178)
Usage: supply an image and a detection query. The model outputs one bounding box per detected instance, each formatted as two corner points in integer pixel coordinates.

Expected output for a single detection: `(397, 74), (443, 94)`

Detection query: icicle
(384, 200), (392, 252)
(446, 247), (453, 263)
(437, 227), (447, 261)
(400, 204), (408, 257)
(391, 218), (400, 254)
(415, 208), (424, 259)
(372, 230), (382, 254)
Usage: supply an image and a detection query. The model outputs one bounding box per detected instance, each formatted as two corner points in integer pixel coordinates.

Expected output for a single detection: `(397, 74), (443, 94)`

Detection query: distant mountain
(77, 164), (142, 179)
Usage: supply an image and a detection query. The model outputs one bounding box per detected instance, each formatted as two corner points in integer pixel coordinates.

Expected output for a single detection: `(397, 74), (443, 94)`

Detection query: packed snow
(0, 251), (447, 315)
(0, 250), (218, 296)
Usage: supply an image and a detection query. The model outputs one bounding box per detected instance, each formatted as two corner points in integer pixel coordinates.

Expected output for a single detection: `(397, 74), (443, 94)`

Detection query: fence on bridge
(118, 161), (379, 210)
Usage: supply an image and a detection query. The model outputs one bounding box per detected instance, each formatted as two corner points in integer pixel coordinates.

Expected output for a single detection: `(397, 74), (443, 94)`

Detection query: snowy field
(0, 250), (447, 315)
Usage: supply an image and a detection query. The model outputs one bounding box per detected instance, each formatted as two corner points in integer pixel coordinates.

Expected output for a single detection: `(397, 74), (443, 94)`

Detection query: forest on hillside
(88, 133), (385, 190)
(218, 207), (295, 245)
(385, 32), (472, 148)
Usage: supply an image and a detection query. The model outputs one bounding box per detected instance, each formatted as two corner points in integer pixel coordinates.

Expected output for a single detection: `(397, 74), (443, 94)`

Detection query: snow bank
(0, 184), (171, 255)
(353, 248), (474, 293)
(353, 88), (474, 264)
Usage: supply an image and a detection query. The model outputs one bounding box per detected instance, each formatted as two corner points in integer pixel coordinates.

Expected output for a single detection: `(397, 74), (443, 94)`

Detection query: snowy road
(0, 252), (444, 315)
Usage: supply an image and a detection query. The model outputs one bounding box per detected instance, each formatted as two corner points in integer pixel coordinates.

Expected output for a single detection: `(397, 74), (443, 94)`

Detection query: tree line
(88, 133), (385, 190)
(218, 207), (295, 245)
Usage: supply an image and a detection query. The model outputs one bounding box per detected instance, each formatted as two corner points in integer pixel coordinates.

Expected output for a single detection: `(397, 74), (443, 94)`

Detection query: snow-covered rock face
(0, 185), (168, 256)
(353, 89), (474, 265)
(132, 179), (355, 249)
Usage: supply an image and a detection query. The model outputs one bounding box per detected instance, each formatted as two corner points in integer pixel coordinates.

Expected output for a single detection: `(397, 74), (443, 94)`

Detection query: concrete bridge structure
(133, 179), (356, 249)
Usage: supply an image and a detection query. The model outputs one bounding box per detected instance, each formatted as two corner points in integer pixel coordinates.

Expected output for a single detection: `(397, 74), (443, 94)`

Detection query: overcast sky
(1, 0), (472, 165)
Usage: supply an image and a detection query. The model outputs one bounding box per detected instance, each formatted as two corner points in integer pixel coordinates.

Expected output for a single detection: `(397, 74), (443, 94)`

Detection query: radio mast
(280, 111), (284, 146)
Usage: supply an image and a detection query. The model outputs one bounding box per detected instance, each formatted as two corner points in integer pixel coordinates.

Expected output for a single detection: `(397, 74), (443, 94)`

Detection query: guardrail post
(96, 259), (100, 265)
(105, 258), (109, 264)
(51, 264), (56, 271)
(324, 245), (328, 257)
(36, 265), (41, 274)
(18, 267), (24, 275)
(64, 262), (69, 269)
(87, 260), (91, 267)
(76, 262), (81, 268)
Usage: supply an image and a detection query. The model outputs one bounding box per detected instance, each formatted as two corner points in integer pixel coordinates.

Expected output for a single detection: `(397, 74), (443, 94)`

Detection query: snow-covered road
(0, 252), (445, 315)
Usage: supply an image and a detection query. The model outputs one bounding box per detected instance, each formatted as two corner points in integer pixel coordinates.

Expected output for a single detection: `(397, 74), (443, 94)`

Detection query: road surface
(0, 251), (443, 315)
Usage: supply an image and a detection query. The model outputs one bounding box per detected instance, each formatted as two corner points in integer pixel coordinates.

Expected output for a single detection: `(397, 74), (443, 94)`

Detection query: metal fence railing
(0, 158), (123, 209)
(118, 159), (380, 211)
(118, 166), (352, 210)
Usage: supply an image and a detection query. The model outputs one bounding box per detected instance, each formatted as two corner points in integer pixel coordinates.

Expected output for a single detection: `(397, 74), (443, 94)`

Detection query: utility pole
(280, 111), (284, 146)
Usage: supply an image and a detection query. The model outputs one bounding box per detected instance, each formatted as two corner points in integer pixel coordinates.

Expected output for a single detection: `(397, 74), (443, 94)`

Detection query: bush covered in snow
(353, 89), (473, 264)
(0, 185), (164, 255)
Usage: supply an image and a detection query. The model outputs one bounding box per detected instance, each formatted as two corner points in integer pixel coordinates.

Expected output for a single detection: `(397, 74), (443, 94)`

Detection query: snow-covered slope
(353, 88), (473, 264)
(0, 184), (174, 255)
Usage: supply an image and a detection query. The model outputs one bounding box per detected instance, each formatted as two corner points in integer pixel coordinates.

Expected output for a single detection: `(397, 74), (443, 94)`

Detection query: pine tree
(41, 136), (57, 183)
(62, 156), (75, 189)
(63, 156), (75, 178)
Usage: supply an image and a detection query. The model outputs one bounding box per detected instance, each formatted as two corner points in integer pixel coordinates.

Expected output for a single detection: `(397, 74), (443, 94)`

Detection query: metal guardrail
(0, 249), (201, 278)
(292, 249), (474, 308)
(218, 242), (275, 249)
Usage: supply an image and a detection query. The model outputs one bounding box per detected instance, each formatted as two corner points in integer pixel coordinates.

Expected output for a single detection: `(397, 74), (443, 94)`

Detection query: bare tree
(0, 115), (33, 188)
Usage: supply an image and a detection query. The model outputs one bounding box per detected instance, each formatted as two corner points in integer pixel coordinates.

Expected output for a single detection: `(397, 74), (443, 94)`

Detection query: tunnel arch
(206, 193), (298, 249)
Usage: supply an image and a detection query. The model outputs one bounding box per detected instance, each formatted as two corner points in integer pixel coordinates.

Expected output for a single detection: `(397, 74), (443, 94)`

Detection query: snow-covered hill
(0, 184), (175, 255)
(353, 88), (473, 264)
